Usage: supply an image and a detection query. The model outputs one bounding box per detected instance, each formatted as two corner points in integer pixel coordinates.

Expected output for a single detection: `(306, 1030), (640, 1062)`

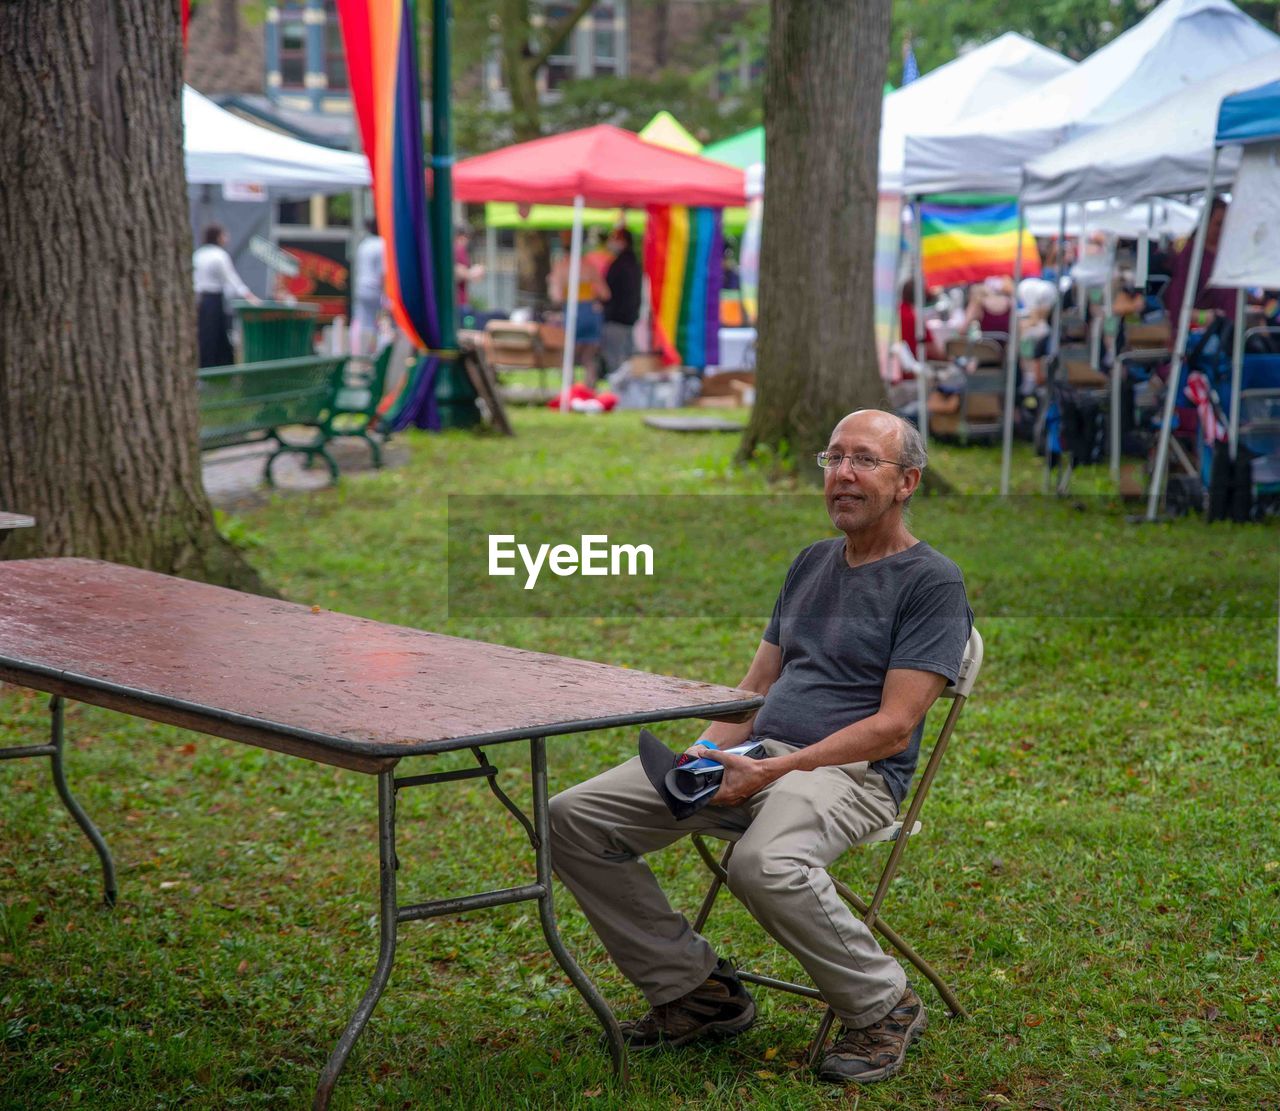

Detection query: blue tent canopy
(1216, 78), (1280, 146)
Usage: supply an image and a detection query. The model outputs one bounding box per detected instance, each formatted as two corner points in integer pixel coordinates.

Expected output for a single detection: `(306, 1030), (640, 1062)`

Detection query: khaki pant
(549, 739), (906, 1029)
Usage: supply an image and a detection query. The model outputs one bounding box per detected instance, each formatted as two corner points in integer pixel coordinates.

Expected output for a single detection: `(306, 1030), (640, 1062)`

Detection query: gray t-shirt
(754, 538), (972, 808)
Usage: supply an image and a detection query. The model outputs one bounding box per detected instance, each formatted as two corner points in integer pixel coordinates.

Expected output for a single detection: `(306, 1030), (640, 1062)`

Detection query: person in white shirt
(350, 219), (386, 355)
(193, 224), (258, 367)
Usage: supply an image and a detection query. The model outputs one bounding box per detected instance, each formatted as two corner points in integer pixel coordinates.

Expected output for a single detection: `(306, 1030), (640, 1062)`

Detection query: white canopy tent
(1021, 50), (1280, 205)
(903, 0), (1279, 196)
(879, 33), (1075, 193)
(1025, 199), (1200, 239)
(1204, 80), (1280, 685)
(183, 86), (369, 192)
(903, 0), (1278, 492)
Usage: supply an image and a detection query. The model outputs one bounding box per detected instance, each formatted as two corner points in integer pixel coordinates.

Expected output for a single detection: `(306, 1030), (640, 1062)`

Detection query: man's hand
(685, 744), (777, 808)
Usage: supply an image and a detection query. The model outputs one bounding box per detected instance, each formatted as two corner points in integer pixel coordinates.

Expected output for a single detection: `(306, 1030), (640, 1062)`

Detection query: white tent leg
(1146, 148), (1219, 522)
(1229, 287), (1244, 461)
(485, 225), (498, 312)
(1106, 241), (1120, 486)
(912, 198), (929, 447)
(1045, 204), (1067, 494)
(999, 204), (1024, 497)
(559, 194), (585, 411)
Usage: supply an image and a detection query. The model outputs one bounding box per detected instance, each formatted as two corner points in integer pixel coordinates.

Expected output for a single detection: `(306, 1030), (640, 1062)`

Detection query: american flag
(902, 37), (919, 85)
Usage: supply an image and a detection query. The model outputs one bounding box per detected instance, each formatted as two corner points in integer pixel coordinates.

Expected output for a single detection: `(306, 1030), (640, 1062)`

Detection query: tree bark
(740, 0), (892, 468)
(217, 0), (239, 55)
(0, 0), (271, 594)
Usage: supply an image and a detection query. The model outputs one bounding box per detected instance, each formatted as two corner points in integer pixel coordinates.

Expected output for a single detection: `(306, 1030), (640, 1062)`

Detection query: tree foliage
(889, 0), (1280, 83)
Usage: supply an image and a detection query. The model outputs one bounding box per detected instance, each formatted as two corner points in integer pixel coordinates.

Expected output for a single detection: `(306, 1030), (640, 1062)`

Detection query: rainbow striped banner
(919, 197), (1040, 289)
(337, 0), (441, 430)
(644, 205), (723, 368)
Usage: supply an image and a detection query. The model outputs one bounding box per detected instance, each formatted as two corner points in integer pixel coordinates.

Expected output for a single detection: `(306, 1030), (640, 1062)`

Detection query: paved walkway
(203, 437), (409, 510)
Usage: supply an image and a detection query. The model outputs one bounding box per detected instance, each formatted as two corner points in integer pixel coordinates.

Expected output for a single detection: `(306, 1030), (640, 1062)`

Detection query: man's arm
(695, 639), (782, 749)
(694, 667), (948, 807)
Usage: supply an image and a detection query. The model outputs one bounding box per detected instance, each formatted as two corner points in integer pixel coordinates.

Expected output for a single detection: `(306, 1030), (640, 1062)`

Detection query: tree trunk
(496, 0), (594, 308)
(217, 0), (239, 55)
(740, 0), (891, 468)
(653, 0), (671, 68)
(0, 0), (270, 594)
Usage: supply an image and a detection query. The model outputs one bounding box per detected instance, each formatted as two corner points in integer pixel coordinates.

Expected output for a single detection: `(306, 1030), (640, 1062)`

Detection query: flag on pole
(902, 36), (919, 85)
(336, 0), (443, 430)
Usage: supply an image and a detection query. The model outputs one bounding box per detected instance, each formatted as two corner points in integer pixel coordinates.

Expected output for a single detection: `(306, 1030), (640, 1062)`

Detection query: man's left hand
(686, 745), (777, 807)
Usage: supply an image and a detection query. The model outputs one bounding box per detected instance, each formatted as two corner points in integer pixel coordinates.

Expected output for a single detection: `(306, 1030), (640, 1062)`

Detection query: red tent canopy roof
(453, 124), (746, 208)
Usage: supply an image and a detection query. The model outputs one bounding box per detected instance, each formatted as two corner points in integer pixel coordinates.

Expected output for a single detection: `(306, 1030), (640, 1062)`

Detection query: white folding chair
(689, 628), (985, 1065)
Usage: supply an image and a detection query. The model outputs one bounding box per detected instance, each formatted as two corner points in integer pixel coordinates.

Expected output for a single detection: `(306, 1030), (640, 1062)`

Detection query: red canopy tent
(452, 124), (746, 208)
(454, 126), (746, 405)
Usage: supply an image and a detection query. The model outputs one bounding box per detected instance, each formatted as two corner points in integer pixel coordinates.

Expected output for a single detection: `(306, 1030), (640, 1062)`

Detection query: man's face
(823, 414), (915, 534)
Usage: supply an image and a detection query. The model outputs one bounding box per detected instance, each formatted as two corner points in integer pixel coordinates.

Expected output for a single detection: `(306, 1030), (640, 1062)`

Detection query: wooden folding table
(0, 558), (762, 1108)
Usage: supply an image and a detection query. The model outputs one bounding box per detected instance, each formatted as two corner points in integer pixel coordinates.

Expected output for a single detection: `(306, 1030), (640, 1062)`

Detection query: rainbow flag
(337, 0), (441, 430)
(644, 205), (723, 368)
(919, 197), (1040, 289)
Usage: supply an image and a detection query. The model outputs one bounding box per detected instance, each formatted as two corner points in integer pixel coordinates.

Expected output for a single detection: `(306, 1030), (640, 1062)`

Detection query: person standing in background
(1164, 198), (1234, 341)
(602, 228), (641, 376)
(550, 229), (609, 386)
(454, 226), (485, 316)
(351, 218), (385, 356)
(193, 224), (258, 367)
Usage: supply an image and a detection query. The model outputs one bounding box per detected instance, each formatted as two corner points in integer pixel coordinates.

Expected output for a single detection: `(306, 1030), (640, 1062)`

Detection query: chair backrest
(1122, 322), (1170, 351)
(943, 628), (983, 699)
(484, 320), (545, 369)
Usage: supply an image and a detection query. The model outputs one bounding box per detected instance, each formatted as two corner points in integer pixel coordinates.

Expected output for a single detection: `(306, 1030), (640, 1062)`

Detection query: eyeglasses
(816, 451), (908, 472)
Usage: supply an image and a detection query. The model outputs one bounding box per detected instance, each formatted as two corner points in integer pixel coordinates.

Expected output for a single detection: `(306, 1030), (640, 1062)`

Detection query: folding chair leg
(691, 836), (732, 933)
(832, 877), (968, 1018)
(807, 1008), (838, 1068)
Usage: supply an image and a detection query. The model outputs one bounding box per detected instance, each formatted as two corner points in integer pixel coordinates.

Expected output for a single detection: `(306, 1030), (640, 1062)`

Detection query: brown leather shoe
(817, 985), (927, 1083)
(620, 959), (756, 1050)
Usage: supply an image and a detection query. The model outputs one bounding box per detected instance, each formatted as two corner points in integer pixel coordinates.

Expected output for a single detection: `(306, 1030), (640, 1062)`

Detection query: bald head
(830, 410), (927, 472)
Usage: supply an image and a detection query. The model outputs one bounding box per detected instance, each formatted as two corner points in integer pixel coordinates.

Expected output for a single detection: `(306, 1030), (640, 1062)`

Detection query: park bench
(197, 355), (346, 483)
(329, 344), (393, 468)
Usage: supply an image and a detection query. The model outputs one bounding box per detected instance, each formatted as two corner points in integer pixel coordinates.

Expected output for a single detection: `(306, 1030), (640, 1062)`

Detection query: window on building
(276, 198), (310, 226)
(592, 6), (619, 76)
(325, 1), (348, 90)
(279, 7), (306, 88)
(543, 3), (576, 91)
(714, 32), (760, 99)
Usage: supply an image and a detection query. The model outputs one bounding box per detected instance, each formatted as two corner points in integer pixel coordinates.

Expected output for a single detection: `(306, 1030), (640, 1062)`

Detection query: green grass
(2, 409), (1278, 1110)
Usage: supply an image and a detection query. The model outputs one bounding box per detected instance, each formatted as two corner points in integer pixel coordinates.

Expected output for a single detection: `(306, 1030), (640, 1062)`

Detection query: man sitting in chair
(549, 409), (973, 1085)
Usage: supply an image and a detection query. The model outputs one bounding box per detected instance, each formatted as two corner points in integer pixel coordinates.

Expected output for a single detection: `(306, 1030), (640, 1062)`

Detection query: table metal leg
(529, 737), (628, 1084)
(0, 697), (116, 906)
(314, 769), (398, 1111)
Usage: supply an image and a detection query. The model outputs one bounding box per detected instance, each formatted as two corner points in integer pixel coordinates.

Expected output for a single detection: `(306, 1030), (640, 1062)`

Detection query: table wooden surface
(0, 558), (761, 772)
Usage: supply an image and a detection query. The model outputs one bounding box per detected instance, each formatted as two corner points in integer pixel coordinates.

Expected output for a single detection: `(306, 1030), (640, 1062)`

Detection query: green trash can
(231, 300), (320, 362)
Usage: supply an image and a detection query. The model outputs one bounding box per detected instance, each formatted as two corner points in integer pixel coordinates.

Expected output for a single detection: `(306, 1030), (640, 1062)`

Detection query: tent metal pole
(1106, 235), (1120, 486)
(485, 225), (498, 311)
(912, 197), (929, 447)
(1146, 147), (1219, 522)
(999, 202), (1024, 497)
(1051, 205), (1067, 358)
(1136, 202), (1153, 286)
(559, 194), (585, 411)
(1045, 203), (1067, 494)
(1229, 287), (1244, 462)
